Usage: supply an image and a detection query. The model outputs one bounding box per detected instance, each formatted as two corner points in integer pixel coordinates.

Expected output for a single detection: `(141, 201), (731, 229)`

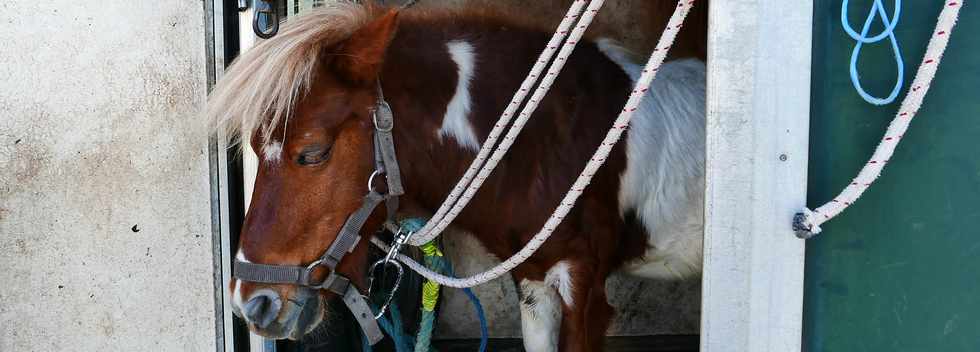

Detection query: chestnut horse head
(209, 3), (403, 340)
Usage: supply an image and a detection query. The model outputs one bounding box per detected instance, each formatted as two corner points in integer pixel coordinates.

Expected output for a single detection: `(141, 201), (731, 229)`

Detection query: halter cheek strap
(232, 96), (404, 345)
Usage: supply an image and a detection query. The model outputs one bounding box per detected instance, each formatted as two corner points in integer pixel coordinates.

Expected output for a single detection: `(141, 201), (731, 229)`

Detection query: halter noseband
(232, 91), (403, 345)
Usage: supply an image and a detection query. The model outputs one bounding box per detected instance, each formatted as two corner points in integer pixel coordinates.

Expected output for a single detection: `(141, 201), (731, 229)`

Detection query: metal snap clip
(366, 259), (404, 320)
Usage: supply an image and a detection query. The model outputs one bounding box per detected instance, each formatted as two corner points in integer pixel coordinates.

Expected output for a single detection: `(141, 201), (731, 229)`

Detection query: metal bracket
(252, 0), (280, 39)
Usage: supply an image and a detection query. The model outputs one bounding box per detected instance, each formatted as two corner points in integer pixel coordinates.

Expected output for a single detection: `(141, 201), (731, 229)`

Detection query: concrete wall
(0, 1), (215, 351)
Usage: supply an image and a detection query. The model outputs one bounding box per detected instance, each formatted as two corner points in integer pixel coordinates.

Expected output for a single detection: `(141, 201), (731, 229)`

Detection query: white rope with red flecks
(794, 0), (963, 239)
(373, 0), (697, 288)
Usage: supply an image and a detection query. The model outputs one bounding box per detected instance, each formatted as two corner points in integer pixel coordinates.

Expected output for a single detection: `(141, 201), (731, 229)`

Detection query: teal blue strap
(361, 303), (414, 352)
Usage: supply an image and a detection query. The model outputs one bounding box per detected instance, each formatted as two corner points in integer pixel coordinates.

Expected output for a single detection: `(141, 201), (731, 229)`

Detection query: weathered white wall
(0, 1), (215, 351)
(701, 1), (810, 351)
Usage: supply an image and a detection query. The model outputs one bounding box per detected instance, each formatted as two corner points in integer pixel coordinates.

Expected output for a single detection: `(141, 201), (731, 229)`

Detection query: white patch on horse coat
(545, 261), (574, 307)
(233, 279), (245, 314)
(261, 141), (283, 163)
(519, 279), (561, 352)
(439, 40), (480, 151)
(598, 39), (706, 280)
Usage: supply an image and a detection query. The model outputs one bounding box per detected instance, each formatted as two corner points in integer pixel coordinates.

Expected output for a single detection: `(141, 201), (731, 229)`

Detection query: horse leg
(515, 276), (562, 352)
(558, 272), (613, 352)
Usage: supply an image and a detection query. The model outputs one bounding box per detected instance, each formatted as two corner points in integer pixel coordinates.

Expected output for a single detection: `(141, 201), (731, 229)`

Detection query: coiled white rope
(794, 0), (963, 238)
(376, 0), (697, 287)
(406, 0), (599, 246)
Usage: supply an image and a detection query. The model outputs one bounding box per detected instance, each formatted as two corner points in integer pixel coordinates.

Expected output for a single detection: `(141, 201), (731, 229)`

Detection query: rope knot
(793, 209), (823, 239)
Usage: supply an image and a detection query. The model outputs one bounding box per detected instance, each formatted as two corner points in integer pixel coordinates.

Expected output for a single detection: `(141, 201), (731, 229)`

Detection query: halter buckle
(372, 101), (394, 132)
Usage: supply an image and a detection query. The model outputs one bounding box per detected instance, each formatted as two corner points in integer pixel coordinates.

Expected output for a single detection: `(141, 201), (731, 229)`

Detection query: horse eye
(297, 145), (331, 166)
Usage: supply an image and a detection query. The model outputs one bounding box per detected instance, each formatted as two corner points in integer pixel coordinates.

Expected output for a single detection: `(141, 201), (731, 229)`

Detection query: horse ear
(334, 10), (400, 86)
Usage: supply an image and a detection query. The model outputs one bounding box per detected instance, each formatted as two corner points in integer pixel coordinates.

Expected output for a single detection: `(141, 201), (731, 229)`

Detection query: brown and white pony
(208, 2), (705, 351)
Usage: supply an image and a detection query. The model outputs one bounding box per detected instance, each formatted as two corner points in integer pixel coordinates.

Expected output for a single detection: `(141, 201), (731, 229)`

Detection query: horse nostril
(243, 289), (282, 329)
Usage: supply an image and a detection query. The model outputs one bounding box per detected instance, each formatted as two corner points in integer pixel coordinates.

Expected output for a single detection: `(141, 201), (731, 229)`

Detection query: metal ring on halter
(300, 259), (324, 287)
(367, 259), (404, 320)
(367, 170), (386, 194)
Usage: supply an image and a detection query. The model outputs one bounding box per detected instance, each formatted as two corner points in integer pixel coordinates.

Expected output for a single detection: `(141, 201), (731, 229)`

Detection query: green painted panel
(805, 1), (980, 351)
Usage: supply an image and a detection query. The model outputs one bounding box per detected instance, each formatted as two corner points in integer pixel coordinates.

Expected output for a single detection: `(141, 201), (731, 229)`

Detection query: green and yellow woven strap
(419, 241), (443, 312)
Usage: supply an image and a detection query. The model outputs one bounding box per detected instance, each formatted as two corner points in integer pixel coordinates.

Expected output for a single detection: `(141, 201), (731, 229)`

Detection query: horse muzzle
(236, 285), (324, 340)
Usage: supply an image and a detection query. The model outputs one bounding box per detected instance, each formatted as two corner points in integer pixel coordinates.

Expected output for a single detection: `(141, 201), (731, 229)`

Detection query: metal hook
(252, 0), (280, 39)
(365, 227), (415, 318)
(367, 259), (404, 319)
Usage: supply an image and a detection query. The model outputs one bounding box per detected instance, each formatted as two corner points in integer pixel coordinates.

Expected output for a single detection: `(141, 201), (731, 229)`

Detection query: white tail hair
(206, 2), (371, 147)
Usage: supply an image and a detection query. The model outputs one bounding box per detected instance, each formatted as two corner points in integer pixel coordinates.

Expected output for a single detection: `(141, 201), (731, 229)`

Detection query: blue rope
(414, 312), (437, 352)
(361, 265), (488, 352)
(389, 304), (412, 351)
(461, 287), (489, 351)
(444, 262), (489, 352)
(361, 303), (415, 352)
(362, 217), (489, 352)
(412, 250), (488, 352)
(398, 217), (487, 351)
(841, 0), (904, 106)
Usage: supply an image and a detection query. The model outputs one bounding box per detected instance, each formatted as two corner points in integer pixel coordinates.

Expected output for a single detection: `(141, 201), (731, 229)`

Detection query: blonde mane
(206, 2), (371, 147)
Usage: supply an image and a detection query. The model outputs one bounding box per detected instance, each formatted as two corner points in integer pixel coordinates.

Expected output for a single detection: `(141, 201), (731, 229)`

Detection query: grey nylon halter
(233, 92), (404, 345)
